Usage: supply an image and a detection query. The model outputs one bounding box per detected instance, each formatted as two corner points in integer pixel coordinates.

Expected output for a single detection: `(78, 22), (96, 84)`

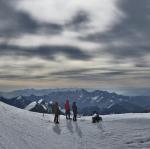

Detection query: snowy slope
(1, 102), (150, 149)
(24, 101), (37, 110)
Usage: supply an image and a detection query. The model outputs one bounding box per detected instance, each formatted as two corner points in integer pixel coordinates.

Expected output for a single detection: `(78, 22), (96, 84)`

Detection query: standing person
(72, 102), (77, 121)
(65, 100), (71, 119)
(53, 102), (60, 124)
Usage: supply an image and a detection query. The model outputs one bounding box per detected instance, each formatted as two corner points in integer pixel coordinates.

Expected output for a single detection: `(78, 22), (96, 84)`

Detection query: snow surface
(107, 103), (115, 109)
(1, 101), (150, 149)
(38, 99), (43, 104)
(91, 96), (99, 101)
(24, 101), (37, 110)
(16, 96), (23, 100)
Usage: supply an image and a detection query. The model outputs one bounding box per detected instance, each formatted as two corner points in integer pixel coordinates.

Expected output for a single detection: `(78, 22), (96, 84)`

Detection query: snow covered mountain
(1, 101), (150, 149)
(25, 99), (48, 113)
(1, 89), (150, 115)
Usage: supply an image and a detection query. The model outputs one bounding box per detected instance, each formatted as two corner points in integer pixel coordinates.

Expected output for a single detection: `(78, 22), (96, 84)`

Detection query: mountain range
(0, 88), (150, 115)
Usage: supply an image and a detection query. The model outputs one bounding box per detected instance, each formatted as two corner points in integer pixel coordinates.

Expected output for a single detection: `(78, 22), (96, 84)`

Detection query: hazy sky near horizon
(0, 0), (150, 95)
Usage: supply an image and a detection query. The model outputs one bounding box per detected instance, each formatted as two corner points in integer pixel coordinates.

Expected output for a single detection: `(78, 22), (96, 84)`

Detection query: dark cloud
(50, 68), (127, 81)
(81, 0), (150, 60)
(51, 68), (93, 76)
(0, 64), (51, 80)
(0, 64), (46, 72)
(0, 1), (92, 61)
(50, 67), (150, 82)
(0, 74), (47, 80)
(51, 68), (126, 76)
(135, 63), (150, 68)
(0, 43), (92, 60)
(65, 10), (90, 31)
(0, 1), (90, 38)
(0, 0), (63, 37)
(83, 0), (150, 42)
(103, 45), (150, 59)
(54, 73), (123, 81)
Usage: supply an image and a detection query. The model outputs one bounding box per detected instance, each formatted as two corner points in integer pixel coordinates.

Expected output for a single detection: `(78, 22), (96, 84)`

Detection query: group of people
(52, 100), (78, 124)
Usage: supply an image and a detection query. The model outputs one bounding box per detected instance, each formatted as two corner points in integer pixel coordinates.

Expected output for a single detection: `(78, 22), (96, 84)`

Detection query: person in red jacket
(65, 100), (71, 119)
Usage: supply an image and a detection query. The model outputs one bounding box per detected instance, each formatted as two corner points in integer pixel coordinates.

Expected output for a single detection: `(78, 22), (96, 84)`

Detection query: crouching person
(53, 102), (60, 124)
(92, 112), (102, 123)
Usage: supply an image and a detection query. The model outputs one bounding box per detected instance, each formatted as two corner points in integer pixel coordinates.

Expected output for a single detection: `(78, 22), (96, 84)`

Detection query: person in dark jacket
(72, 102), (77, 121)
(65, 100), (71, 119)
(53, 102), (60, 124)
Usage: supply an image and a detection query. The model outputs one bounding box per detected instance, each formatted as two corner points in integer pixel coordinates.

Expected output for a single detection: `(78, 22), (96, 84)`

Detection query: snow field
(1, 102), (150, 149)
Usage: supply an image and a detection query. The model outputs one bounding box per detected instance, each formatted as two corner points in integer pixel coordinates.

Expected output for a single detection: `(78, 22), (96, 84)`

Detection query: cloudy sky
(0, 0), (150, 95)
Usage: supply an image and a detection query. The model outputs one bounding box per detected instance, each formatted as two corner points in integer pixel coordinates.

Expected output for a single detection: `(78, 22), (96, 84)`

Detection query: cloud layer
(0, 0), (150, 94)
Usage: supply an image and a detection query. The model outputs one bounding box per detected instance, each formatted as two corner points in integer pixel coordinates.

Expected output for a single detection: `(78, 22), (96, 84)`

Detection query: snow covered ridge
(25, 101), (37, 111)
(1, 102), (150, 149)
(103, 113), (150, 121)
